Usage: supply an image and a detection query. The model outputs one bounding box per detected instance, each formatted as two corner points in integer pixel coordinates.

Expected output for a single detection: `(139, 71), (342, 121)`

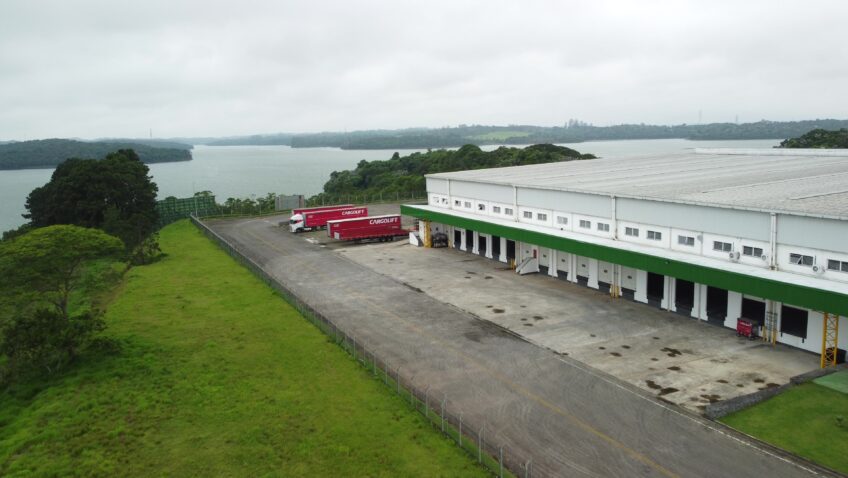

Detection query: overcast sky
(1, 0), (846, 140)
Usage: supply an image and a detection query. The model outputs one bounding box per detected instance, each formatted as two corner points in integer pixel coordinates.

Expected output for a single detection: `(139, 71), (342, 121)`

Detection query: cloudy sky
(1, 0), (846, 140)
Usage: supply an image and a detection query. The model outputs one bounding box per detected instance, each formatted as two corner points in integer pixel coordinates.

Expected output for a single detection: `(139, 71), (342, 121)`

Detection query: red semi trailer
(327, 214), (406, 242)
(289, 206), (367, 232)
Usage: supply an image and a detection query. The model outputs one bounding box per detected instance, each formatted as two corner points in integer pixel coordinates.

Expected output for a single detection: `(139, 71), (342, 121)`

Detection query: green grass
(0, 220), (488, 477)
(721, 383), (848, 474)
(468, 131), (532, 141)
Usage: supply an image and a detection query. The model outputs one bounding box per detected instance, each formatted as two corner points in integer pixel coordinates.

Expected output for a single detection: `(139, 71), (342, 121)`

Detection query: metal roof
(427, 149), (848, 220)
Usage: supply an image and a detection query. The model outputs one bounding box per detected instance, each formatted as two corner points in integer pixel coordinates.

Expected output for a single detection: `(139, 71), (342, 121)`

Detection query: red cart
(736, 318), (756, 339)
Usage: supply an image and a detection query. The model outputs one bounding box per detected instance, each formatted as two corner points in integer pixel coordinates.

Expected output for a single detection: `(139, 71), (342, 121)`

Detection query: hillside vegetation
(779, 128), (848, 148)
(311, 143), (594, 203)
(0, 139), (192, 170)
(203, 119), (848, 149)
(0, 220), (486, 477)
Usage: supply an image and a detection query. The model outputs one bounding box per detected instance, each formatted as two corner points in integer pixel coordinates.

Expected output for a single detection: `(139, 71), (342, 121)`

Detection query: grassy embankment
(721, 382), (848, 474)
(0, 220), (487, 477)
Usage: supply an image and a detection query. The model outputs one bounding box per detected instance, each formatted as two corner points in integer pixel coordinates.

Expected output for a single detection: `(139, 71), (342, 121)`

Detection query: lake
(0, 138), (779, 233)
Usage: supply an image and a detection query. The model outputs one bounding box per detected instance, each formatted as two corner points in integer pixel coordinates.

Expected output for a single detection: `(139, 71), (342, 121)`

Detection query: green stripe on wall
(402, 205), (848, 316)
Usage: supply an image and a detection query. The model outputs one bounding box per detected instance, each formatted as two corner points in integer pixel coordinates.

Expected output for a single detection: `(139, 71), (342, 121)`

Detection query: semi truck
(327, 214), (406, 242)
(289, 206), (368, 232)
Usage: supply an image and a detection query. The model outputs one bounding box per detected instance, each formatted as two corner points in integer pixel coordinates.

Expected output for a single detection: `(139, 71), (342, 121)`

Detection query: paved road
(206, 214), (828, 478)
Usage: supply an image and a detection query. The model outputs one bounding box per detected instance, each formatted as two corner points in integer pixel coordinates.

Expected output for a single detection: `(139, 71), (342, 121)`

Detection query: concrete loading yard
(206, 199), (836, 477)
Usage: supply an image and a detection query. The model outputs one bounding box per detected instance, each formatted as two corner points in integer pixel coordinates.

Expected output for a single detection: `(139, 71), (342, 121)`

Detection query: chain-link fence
(191, 215), (534, 478)
(305, 190), (426, 207)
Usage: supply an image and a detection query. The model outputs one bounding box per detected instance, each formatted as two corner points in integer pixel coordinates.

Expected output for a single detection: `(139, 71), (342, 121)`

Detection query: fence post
(440, 397), (445, 433)
(459, 413), (463, 447)
(424, 386), (430, 418)
(478, 427), (484, 463)
(499, 446), (504, 478)
(525, 459), (532, 478)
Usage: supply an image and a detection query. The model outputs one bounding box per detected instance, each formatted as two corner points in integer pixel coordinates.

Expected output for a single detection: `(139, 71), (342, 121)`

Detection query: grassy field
(721, 382), (848, 474)
(0, 220), (487, 477)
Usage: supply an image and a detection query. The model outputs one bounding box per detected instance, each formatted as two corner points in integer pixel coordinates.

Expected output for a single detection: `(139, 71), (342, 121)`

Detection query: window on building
(713, 241), (732, 252)
(678, 235), (695, 246)
(463, 201), (471, 208)
(504, 208), (513, 216)
(492, 206), (501, 214)
(537, 213), (547, 221)
(780, 305), (808, 338)
(742, 246), (764, 257)
(454, 200), (461, 207)
(579, 220), (591, 229)
(827, 259), (848, 272)
(789, 253), (814, 266)
(523, 211), (533, 219)
(597, 222), (610, 232)
(625, 227), (639, 237)
(556, 216), (568, 225)
(478, 203), (485, 211)
(647, 230), (662, 240)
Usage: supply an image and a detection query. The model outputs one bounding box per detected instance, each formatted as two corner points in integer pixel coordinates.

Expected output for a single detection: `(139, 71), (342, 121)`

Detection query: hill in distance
(0, 139), (193, 170)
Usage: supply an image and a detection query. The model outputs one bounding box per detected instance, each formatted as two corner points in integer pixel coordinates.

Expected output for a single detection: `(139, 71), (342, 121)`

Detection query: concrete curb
(706, 363), (848, 420)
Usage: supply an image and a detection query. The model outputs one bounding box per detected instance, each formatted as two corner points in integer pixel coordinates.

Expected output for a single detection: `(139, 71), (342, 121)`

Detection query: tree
(0, 225), (123, 380)
(24, 149), (159, 255)
(0, 225), (123, 320)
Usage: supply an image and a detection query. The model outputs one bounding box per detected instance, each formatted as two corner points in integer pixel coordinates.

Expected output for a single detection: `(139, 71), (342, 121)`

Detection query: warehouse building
(401, 149), (848, 364)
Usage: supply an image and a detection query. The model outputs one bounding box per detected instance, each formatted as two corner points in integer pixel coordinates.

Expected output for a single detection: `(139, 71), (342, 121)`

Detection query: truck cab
(289, 214), (305, 233)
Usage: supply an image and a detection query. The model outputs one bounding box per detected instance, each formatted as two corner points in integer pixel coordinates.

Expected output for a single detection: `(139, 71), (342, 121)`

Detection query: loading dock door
(576, 256), (590, 286)
(491, 235), (501, 259)
(706, 287), (728, 324)
(454, 230), (461, 249)
(539, 247), (550, 275)
(478, 235), (487, 256)
(506, 240), (516, 261)
(646, 272), (664, 307)
(675, 279), (695, 317)
(741, 298), (766, 326)
(620, 267), (637, 300)
(597, 261), (613, 294)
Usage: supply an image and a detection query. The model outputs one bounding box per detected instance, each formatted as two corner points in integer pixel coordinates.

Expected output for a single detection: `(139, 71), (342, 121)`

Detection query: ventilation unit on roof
(812, 263), (826, 275)
(728, 251), (741, 262)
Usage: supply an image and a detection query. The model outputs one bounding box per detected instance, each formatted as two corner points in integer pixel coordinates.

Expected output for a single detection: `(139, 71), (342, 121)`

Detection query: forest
(310, 143), (594, 204)
(779, 128), (848, 148)
(203, 119), (848, 149)
(0, 139), (192, 170)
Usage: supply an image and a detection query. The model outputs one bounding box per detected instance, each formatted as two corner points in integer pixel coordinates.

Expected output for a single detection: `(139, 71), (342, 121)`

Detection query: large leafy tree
(0, 225), (123, 320)
(24, 149), (159, 254)
(0, 225), (123, 378)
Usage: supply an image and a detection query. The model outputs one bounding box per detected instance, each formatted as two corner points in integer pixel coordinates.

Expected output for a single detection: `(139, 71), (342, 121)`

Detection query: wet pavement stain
(610, 352), (622, 357)
(667, 366), (682, 372)
(716, 379), (728, 384)
(621, 345), (631, 349)
(533, 315), (544, 321)
(661, 347), (683, 357)
(492, 308), (505, 313)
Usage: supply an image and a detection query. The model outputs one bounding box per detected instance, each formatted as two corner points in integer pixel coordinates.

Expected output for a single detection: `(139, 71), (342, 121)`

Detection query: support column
(588, 259), (599, 289)
(549, 250), (558, 277)
(498, 237), (507, 263)
(460, 229), (467, 251)
(569, 255), (578, 283)
(484, 234), (494, 259)
(471, 231), (479, 255)
(690, 282), (701, 319)
(634, 270), (648, 303)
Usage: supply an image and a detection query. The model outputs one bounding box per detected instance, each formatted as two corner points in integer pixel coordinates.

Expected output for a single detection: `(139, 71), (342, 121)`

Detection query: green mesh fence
(157, 195), (218, 227)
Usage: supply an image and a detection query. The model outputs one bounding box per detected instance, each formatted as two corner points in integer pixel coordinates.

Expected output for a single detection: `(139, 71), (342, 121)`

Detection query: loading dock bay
(323, 213), (818, 413)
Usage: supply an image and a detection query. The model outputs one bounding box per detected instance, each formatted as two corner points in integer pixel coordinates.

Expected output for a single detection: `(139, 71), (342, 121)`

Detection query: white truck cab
(289, 214), (305, 233)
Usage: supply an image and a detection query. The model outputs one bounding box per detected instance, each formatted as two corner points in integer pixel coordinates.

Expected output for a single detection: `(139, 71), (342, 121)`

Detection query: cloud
(1, 0), (846, 139)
